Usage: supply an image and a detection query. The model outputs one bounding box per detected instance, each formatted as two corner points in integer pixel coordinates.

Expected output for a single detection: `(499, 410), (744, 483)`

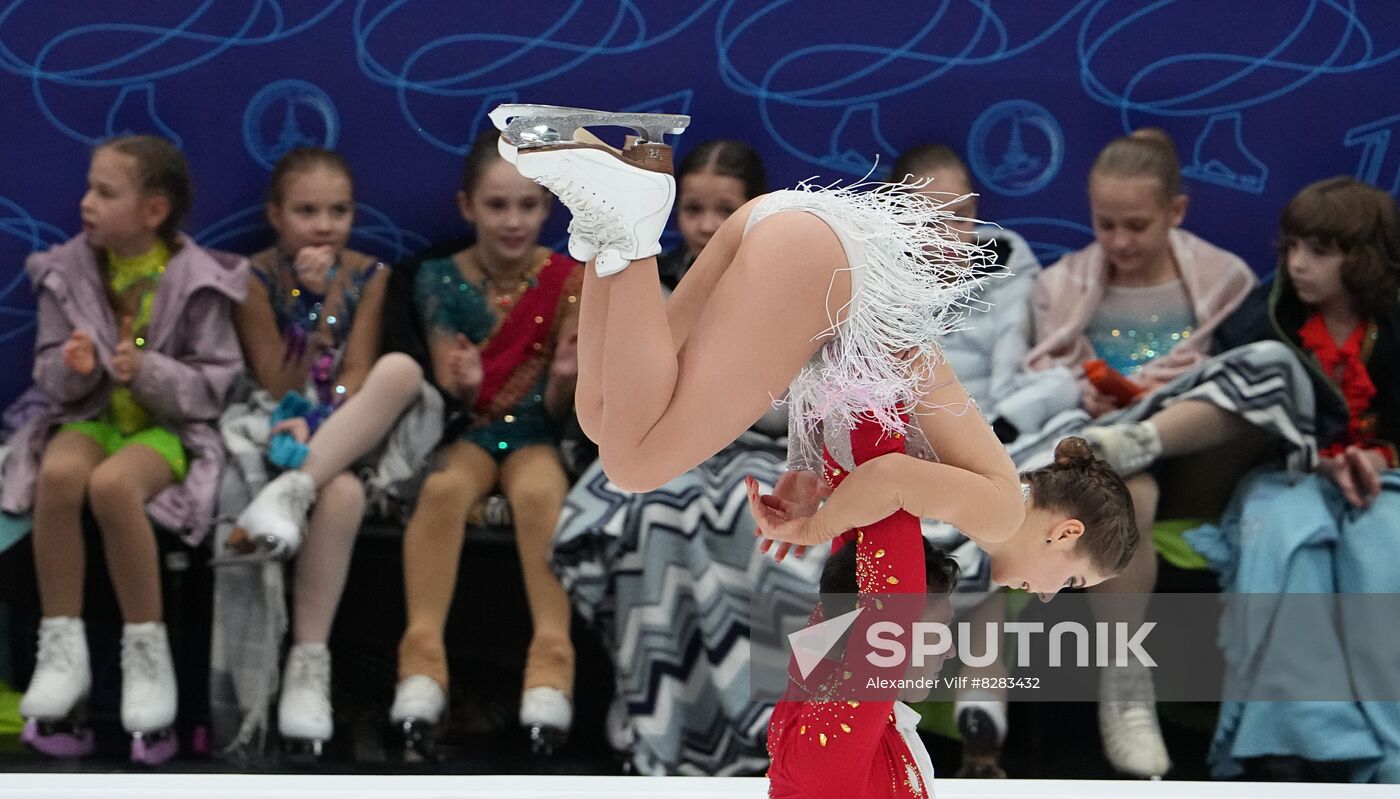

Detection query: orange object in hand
(1084, 359), (1146, 406)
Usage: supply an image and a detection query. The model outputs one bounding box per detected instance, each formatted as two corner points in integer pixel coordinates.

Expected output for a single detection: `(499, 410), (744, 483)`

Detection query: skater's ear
(457, 189), (475, 225)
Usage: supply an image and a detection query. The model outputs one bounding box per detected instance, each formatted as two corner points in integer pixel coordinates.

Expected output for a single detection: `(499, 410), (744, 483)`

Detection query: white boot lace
(286, 647), (332, 718)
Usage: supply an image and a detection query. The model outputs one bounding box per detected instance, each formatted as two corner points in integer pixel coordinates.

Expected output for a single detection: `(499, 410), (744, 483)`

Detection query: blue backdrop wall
(3, 1), (1399, 409)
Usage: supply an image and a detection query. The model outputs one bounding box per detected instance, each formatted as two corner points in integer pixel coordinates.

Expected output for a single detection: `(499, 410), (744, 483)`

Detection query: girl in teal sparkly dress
(389, 131), (582, 756)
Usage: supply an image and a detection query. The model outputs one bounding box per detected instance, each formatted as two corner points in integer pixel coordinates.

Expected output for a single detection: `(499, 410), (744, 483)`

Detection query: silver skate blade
(208, 535), (293, 567)
(490, 104), (689, 148)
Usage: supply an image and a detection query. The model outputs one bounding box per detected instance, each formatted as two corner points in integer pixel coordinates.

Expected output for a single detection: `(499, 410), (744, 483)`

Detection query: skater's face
(81, 148), (167, 254)
(459, 160), (549, 265)
(990, 510), (1108, 603)
(677, 171), (748, 257)
(910, 166), (977, 243)
(267, 165), (354, 255)
(1284, 237), (1349, 312)
(1089, 174), (1187, 281)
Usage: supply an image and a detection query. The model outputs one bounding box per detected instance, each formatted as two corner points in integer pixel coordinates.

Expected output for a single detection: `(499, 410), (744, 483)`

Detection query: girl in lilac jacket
(1, 135), (247, 764)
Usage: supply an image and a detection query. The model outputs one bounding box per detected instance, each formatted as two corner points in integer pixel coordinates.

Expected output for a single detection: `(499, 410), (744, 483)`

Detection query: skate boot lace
(35, 625), (78, 674)
(286, 648), (332, 716)
(538, 176), (627, 252)
(120, 632), (164, 683)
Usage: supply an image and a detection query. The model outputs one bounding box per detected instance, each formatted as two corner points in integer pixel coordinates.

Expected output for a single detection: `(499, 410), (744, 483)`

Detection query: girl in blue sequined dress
(223, 148), (428, 754)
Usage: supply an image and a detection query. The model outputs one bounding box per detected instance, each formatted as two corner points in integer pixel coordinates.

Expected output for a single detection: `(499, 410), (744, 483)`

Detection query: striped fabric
(551, 431), (826, 776)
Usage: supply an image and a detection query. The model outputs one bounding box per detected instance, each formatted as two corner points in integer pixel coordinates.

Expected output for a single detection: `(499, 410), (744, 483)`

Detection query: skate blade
(525, 723), (568, 757)
(490, 104), (689, 149)
(130, 728), (179, 766)
(22, 718), (96, 758)
(393, 717), (442, 764)
(210, 531), (295, 566)
(283, 736), (325, 763)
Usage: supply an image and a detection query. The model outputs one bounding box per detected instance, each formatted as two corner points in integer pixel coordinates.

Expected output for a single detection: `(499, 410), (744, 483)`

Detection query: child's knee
(374, 352), (424, 390)
(321, 471), (366, 512)
(86, 462), (139, 512)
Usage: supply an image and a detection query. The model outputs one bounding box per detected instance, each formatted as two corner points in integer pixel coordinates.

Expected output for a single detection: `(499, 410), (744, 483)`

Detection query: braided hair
(1021, 437), (1138, 576)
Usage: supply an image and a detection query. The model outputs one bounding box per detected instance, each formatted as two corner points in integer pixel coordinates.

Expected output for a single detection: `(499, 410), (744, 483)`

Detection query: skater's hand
(62, 329), (97, 376)
(294, 245), (336, 295)
(549, 333), (578, 381)
(447, 333), (484, 400)
(1319, 446), (1387, 509)
(747, 474), (825, 562)
(749, 470), (824, 562)
(110, 316), (141, 384)
(271, 417), (310, 444)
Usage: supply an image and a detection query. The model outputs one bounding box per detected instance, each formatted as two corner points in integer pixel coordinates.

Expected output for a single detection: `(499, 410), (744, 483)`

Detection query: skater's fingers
(774, 542), (792, 562)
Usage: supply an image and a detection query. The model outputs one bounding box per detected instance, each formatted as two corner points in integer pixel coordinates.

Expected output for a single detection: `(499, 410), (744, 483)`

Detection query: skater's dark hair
(890, 143), (973, 192)
(677, 140), (767, 201)
(460, 128), (530, 198)
(268, 147), (354, 207)
(819, 535), (959, 598)
(1020, 437), (1138, 577)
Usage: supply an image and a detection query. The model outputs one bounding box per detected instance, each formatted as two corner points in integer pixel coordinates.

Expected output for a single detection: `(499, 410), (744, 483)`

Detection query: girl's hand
(1322, 446), (1387, 509)
(294, 245), (336, 294)
(110, 316), (141, 384)
(746, 474), (826, 562)
(62, 330), (96, 376)
(1080, 383), (1118, 418)
(1318, 446), (1387, 508)
(447, 333), (484, 399)
(270, 417), (311, 444)
(550, 333), (579, 381)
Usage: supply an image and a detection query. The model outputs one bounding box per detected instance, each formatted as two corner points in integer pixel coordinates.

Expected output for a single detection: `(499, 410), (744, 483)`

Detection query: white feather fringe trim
(761, 178), (999, 472)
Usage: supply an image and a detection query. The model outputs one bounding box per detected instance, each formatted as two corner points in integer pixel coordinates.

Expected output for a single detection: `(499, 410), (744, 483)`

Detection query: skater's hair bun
(1021, 437), (1138, 577)
(1091, 127), (1181, 204)
(1052, 436), (1095, 468)
(678, 140), (768, 201)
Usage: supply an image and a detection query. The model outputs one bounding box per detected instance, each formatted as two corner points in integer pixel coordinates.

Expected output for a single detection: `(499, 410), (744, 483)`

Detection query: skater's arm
(751, 358), (1024, 547)
(787, 452), (1023, 544)
(334, 266), (389, 401)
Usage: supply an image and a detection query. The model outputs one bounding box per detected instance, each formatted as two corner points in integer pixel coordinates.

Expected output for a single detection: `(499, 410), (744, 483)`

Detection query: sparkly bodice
(1084, 279), (1196, 376)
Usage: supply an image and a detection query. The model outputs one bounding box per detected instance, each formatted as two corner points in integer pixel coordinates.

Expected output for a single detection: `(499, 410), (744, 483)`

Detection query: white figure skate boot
(121, 622), (179, 765)
(279, 642), (333, 761)
(490, 104), (689, 277)
(390, 674), (447, 763)
(19, 616), (95, 758)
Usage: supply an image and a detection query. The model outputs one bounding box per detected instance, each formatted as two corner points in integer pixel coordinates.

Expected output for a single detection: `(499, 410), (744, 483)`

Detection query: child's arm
(32, 291), (104, 402)
(129, 290), (243, 423)
(333, 268), (389, 400)
(543, 291), (580, 421)
(234, 275), (315, 398)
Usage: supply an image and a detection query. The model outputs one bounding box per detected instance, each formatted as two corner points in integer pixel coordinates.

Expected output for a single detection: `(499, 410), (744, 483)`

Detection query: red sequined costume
(767, 417), (934, 799)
